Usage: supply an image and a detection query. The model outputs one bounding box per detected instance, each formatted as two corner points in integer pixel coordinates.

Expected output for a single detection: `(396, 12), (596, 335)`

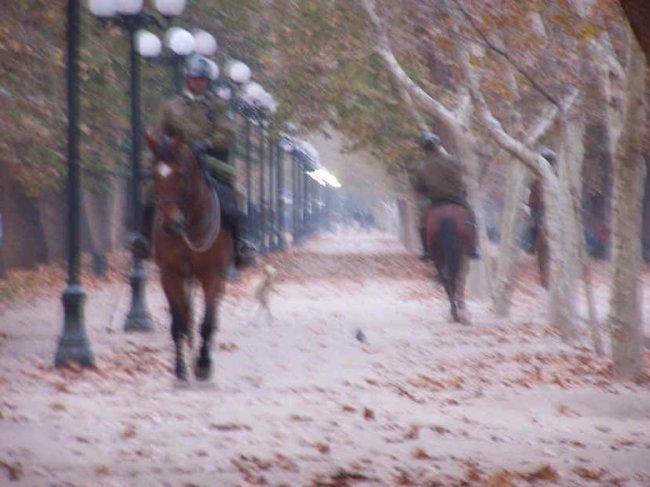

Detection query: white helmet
(184, 54), (211, 79)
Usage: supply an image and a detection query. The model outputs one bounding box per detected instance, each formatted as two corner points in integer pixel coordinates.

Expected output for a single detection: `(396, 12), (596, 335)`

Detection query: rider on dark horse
(132, 54), (255, 267)
(411, 131), (480, 261)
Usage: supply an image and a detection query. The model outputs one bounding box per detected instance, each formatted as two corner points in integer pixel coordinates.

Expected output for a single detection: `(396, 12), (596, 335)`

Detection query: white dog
(250, 265), (278, 326)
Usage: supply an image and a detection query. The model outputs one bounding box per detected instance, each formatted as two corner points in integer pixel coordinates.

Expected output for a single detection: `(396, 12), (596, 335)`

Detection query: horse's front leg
(161, 272), (191, 381)
(195, 280), (222, 381)
(170, 303), (189, 380)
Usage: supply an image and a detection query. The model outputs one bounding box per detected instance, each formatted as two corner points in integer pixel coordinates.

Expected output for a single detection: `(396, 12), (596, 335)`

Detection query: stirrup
(130, 235), (152, 259)
(234, 239), (256, 269)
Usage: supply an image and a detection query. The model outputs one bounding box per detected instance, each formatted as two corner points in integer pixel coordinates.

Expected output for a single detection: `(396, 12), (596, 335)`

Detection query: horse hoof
(194, 366), (212, 381)
(194, 357), (212, 381)
(175, 365), (188, 382)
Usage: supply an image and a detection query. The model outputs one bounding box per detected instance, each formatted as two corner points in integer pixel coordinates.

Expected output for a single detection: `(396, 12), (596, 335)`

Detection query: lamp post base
(55, 285), (94, 367)
(124, 259), (154, 332)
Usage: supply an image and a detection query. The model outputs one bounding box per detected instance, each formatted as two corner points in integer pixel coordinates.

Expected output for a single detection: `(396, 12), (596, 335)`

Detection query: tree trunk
(397, 198), (418, 253)
(492, 162), (528, 315)
(607, 24), (646, 381)
(490, 97), (578, 315)
(449, 97), (490, 299)
(546, 111), (584, 342)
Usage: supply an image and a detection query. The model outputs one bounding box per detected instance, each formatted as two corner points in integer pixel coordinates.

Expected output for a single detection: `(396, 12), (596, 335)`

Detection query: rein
(180, 185), (221, 253)
(155, 144), (222, 254)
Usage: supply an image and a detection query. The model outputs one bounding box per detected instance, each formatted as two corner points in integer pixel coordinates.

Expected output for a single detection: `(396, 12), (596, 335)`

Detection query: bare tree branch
(396, 83), (429, 134)
(360, 0), (458, 129)
(459, 38), (578, 178)
(449, 0), (560, 106)
(360, 0), (576, 176)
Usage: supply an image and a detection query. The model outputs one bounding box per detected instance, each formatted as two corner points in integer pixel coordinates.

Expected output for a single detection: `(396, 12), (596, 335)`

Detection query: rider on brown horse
(411, 132), (480, 261)
(132, 54), (255, 267)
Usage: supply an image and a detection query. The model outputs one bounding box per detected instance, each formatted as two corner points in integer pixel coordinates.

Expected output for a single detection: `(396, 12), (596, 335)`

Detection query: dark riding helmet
(540, 146), (557, 166)
(421, 131), (441, 151)
(184, 54), (211, 79)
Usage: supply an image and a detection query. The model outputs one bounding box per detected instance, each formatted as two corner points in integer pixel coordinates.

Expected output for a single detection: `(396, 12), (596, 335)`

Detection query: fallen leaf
(413, 448), (430, 460)
(0, 460), (22, 481)
(487, 469), (516, 487)
(522, 464), (558, 482)
(330, 468), (370, 482)
(557, 404), (579, 416)
(614, 437), (635, 447)
(393, 468), (414, 485)
(315, 443), (330, 454)
(431, 425), (451, 435)
(363, 408), (375, 420)
(121, 424), (137, 439)
(404, 425), (419, 439)
(218, 342), (239, 352)
(573, 465), (606, 480)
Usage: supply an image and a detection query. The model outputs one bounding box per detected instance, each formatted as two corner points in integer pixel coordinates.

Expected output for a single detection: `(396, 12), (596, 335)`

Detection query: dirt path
(0, 231), (649, 486)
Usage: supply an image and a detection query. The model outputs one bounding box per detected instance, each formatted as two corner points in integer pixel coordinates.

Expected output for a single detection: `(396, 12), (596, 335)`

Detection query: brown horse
(424, 202), (473, 324)
(144, 133), (233, 381)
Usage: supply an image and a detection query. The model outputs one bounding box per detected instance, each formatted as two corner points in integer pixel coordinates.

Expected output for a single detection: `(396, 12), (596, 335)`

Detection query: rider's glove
(190, 139), (209, 156)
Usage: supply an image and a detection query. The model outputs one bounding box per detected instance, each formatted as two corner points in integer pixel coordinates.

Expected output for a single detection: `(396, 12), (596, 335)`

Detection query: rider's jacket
(157, 91), (235, 160)
(411, 149), (469, 207)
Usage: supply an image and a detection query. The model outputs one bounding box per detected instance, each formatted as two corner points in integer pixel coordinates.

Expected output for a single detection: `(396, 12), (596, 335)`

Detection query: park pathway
(1, 230), (649, 486)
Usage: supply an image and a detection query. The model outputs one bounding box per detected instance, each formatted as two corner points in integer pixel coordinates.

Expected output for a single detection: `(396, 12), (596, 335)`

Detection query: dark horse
(144, 133), (233, 381)
(424, 202), (473, 324)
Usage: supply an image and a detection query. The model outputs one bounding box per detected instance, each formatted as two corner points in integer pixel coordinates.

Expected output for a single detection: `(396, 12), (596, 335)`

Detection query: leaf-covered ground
(1, 230), (649, 486)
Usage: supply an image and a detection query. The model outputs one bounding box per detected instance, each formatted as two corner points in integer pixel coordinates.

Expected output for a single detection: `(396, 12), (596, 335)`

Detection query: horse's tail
(438, 215), (460, 284)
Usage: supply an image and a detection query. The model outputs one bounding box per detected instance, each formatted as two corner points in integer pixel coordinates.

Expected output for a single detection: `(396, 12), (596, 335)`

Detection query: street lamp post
(244, 118), (253, 233)
(163, 27), (194, 94)
(125, 21), (154, 332)
(277, 134), (294, 250)
(89, 0), (186, 332)
(55, 0), (94, 368)
(304, 171), (311, 236)
(230, 78), (276, 252)
(270, 140), (279, 250)
(291, 152), (299, 244)
(274, 138), (285, 250)
(258, 119), (266, 253)
(221, 61), (254, 235)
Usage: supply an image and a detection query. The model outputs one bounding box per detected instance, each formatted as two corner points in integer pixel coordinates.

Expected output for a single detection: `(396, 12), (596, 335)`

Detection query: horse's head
(144, 132), (193, 236)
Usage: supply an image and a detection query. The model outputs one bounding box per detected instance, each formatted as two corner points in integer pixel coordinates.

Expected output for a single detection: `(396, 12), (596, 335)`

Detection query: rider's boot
(130, 202), (156, 259)
(230, 211), (256, 269)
